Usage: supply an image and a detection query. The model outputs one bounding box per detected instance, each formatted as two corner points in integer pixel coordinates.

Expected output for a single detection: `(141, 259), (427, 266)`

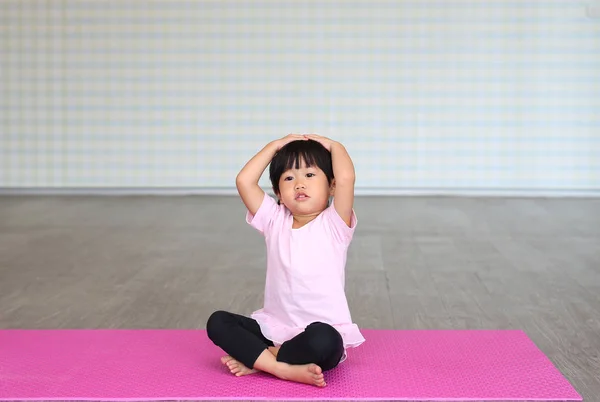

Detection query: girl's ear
(329, 179), (336, 197)
(274, 189), (281, 205)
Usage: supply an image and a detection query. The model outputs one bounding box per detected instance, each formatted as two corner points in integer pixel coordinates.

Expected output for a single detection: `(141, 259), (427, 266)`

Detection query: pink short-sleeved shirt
(246, 192), (365, 352)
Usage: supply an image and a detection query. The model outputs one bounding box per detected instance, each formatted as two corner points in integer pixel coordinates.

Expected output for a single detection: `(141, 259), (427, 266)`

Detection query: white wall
(1, 1), (599, 195)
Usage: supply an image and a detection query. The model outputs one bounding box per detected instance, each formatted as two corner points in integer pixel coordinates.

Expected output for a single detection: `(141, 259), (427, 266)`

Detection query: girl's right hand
(274, 134), (308, 151)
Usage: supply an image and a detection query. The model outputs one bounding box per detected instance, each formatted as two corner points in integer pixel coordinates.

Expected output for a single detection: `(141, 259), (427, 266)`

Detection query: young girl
(206, 133), (365, 387)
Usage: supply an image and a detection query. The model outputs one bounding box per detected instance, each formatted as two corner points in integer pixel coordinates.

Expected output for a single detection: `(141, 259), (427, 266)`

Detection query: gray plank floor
(0, 195), (599, 401)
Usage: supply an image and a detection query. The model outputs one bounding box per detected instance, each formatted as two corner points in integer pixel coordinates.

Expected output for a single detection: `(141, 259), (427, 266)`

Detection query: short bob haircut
(269, 139), (334, 197)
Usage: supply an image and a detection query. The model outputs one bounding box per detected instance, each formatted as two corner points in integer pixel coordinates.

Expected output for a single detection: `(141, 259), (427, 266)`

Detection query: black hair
(269, 139), (334, 198)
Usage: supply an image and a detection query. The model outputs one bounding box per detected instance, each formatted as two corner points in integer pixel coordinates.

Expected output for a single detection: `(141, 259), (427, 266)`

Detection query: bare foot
(223, 349), (326, 387)
(277, 363), (326, 387)
(221, 356), (257, 377)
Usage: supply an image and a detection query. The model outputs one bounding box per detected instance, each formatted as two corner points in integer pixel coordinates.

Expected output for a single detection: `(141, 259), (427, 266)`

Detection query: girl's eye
(306, 173), (315, 178)
(284, 176), (293, 181)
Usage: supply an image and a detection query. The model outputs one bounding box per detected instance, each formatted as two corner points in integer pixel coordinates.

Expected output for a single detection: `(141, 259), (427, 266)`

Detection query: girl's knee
(307, 322), (342, 345)
(206, 310), (230, 341)
(306, 322), (344, 366)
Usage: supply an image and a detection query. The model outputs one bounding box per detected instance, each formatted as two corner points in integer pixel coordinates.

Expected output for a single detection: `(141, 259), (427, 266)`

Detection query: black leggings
(206, 310), (344, 371)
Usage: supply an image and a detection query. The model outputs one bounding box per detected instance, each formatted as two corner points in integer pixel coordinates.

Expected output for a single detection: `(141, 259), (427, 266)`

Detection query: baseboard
(0, 187), (599, 198)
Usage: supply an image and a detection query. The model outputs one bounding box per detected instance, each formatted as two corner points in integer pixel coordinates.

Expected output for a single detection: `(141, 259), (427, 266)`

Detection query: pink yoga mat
(0, 329), (581, 401)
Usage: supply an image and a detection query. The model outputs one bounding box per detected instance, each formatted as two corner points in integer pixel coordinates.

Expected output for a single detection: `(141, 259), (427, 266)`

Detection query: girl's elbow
(236, 174), (251, 188)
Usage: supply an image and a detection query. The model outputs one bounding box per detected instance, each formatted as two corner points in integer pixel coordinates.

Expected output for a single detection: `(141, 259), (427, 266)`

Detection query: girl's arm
(328, 142), (355, 227)
(305, 135), (356, 227)
(236, 134), (307, 215)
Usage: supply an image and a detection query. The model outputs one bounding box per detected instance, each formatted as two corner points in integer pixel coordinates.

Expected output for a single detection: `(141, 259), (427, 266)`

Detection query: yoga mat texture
(0, 329), (581, 401)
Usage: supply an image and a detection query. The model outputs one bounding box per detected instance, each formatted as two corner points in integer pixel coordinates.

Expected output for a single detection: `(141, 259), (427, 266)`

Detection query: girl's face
(276, 159), (334, 216)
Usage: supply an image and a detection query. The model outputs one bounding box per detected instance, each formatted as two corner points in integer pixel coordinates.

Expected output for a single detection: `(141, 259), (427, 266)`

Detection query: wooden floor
(1, 195), (599, 401)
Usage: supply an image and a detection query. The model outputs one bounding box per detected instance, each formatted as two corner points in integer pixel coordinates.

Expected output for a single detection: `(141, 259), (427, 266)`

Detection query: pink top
(246, 192), (365, 351)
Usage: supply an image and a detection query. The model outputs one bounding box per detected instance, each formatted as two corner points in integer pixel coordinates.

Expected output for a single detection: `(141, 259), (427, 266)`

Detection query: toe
(221, 356), (232, 364)
(310, 364), (322, 375)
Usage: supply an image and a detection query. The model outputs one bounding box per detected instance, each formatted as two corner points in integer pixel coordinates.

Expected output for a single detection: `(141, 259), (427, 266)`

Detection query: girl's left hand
(303, 134), (336, 151)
